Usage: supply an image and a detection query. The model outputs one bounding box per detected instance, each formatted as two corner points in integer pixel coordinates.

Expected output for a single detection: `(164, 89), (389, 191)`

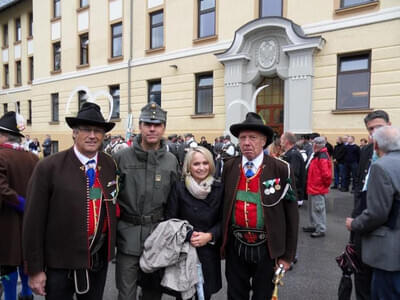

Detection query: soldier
(23, 102), (119, 300)
(0, 111), (38, 300)
(113, 102), (179, 300)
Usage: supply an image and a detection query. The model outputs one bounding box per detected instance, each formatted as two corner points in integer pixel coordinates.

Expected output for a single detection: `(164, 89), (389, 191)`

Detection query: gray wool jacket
(140, 219), (200, 299)
(113, 135), (179, 256)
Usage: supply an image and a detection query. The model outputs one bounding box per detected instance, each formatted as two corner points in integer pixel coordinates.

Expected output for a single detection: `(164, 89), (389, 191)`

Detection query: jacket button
(365, 169), (368, 173)
(362, 180), (365, 183)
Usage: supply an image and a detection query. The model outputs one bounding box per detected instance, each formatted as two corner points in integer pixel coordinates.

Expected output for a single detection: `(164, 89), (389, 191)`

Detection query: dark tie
(86, 159), (96, 188)
(245, 161), (255, 178)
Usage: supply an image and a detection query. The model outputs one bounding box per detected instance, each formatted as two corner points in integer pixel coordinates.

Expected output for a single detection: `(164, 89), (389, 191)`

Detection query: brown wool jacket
(0, 147), (38, 266)
(23, 147), (118, 275)
(221, 155), (299, 262)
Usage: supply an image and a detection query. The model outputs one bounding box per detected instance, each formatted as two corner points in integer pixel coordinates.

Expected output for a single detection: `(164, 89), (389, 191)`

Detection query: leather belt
(120, 209), (164, 225)
(232, 226), (267, 246)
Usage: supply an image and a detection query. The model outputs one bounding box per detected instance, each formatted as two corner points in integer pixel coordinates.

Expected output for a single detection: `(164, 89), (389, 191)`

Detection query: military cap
(184, 133), (194, 138)
(139, 102), (167, 124)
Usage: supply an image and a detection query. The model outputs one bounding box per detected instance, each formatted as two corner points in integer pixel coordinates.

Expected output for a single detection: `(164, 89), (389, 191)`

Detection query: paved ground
(19, 189), (356, 300)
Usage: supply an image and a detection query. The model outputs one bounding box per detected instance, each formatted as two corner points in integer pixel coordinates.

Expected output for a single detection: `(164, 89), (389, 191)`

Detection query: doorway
(256, 76), (284, 136)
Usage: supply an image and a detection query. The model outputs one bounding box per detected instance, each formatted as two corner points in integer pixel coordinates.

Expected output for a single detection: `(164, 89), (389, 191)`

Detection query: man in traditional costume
(23, 102), (119, 300)
(221, 112), (299, 300)
(0, 111), (38, 300)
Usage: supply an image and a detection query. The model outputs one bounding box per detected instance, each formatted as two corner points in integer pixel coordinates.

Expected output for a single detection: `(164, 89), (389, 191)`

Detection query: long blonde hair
(182, 146), (215, 178)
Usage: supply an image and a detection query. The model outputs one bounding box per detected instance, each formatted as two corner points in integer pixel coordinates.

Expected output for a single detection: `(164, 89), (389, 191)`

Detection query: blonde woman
(166, 146), (223, 300)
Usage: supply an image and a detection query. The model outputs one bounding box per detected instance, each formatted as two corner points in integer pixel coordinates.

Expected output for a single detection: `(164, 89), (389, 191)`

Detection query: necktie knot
(245, 161), (255, 178)
(86, 160), (96, 187)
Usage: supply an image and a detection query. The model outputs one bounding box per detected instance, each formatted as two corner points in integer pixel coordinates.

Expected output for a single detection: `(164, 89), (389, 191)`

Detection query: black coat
(166, 180), (223, 295)
(333, 143), (346, 163)
(282, 146), (306, 200)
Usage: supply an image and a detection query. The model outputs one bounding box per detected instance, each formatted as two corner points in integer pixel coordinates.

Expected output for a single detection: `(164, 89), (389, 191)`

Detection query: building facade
(0, 0), (399, 150)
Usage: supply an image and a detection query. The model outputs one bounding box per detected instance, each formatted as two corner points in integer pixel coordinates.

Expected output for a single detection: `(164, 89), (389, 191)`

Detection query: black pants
(225, 238), (274, 300)
(45, 262), (108, 300)
(353, 232), (372, 300)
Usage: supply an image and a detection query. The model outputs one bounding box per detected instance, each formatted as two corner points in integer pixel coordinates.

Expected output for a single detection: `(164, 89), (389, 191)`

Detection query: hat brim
(66, 117), (115, 132)
(0, 126), (24, 138)
(230, 123), (274, 148)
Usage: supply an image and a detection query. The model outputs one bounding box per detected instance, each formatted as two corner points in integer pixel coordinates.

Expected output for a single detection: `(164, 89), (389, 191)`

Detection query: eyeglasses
(78, 126), (105, 135)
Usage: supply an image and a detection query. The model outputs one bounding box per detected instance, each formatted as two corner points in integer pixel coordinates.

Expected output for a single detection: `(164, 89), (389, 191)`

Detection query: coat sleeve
(166, 182), (180, 219)
(23, 161), (51, 275)
(351, 163), (394, 234)
(319, 157), (332, 188)
(0, 156), (18, 209)
(207, 184), (224, 243)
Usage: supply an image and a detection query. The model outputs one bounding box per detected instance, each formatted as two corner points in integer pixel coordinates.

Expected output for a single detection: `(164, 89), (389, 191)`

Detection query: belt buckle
(142, 215), (152, 224)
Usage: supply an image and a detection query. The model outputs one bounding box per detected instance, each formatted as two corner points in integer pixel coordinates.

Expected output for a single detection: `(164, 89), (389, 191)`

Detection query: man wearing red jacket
(303, 136), (332, 237)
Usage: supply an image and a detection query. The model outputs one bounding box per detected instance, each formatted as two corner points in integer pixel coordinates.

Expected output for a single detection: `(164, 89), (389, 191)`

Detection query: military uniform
(114, 102), (179, 300)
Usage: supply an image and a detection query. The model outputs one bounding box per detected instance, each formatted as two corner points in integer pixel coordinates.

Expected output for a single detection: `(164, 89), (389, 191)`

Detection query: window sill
(49, 121), (60, 125)
(145, 47), (165, 54)
(51, 16), (61, 23)
(331, 108), (373, 114)
(13, 40), (21, 46)
(110, 118), (121, 122)
(193, 35), (218, 45)
(27, 36), (33, 40)
(14, 83), (22, 87)
(76, 5), (89, 12)
(190, 113), (215, 119)
(77, 63), (90, 69)
(108, 56), (123, 63)
(1, 45), (8, 50)
(2, 85), (9, 89)
(50, 69), (62, 75)
(336, 1), (379, 14)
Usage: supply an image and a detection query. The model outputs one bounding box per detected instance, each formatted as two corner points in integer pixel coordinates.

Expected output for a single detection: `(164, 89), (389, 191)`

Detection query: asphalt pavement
(23, 188), (356, 300)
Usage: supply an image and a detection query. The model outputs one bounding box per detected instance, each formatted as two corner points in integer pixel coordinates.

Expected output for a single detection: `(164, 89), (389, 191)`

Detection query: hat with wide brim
(66, 102), (115, 132)
(0, 111), (25, 137)
(230, 112), (274, 147)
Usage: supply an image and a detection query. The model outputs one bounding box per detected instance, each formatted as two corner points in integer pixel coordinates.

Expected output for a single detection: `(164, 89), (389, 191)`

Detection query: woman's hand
(190, 231), (212, 247)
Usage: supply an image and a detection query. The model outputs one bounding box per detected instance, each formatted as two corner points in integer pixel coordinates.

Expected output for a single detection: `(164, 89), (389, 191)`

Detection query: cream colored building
(0, 0), (399, 151)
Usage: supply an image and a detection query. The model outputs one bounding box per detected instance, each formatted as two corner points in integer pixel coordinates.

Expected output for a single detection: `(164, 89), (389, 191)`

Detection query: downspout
(126, 0), (133, 138)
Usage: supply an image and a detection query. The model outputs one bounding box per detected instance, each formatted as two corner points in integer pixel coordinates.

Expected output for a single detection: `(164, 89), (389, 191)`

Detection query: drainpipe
(126, 0), (133, 139)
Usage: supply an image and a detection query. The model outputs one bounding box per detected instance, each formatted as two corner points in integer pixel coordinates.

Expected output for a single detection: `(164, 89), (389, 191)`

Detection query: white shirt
(73, 145), (98, 171)
(242, 151), (264, 175)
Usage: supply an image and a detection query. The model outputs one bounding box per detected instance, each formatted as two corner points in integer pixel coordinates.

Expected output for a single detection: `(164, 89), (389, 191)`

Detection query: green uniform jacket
(113, 135), (179, 256)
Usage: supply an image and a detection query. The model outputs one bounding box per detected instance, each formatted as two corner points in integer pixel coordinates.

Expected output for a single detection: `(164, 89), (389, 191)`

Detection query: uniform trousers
(225, 238), (274, 300)
(116, 251), (162, 300)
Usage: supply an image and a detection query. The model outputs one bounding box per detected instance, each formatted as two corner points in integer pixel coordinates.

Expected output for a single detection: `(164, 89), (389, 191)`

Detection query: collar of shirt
(242, 151), (264, 174)
(73, 145), (98, 170)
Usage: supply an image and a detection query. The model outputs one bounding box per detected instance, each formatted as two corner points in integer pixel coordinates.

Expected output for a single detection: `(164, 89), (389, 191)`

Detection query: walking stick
(271, 264), (285, 300)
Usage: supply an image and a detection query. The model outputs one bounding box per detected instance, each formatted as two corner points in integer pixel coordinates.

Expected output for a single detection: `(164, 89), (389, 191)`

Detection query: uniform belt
(232, 226), (267, 246)
(120, 210), (164, 225)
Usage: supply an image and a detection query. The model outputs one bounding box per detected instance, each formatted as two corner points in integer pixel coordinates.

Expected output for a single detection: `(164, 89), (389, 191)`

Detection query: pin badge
(264, 189), (270, 195)
(270, 187), (275, 194)
(275, 184), (281, 191)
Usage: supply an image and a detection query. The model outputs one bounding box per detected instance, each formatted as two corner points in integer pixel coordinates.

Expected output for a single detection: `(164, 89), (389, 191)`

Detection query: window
(198, 0), (215, 38)
(259, 0), (282, 17)
(28, 13), (33, 37)
(3, 24), (8, 47)
(111, 22), (122, 58)
(53, 0), (61, 18)
(51, 141), (59, 153)
(16, 101), (20, 113)
(15, 61), (21, 85)
(53, 42), (61, 71)
(78, 90), (87, 109)
(337, 52), (371, 110)
(340, 0), (375, 8)
(15, 18), (21, 42)
(3, 103), (8, 113)
(195, 73), (213, 114)
(51, 93), (59, 122)
(27, 100), (32, 125)
(79, 33), (89, 65)
(3, 64), (9, 87)
(150, 10), (163, 49)
(109, 85), (120, 119)
(148, 80), (161, 106)
(80, 0), (89, 8)
(28, 57), (34, 82)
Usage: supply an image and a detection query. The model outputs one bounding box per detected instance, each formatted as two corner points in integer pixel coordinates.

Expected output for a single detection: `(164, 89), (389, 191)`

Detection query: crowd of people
(20, 134), (52, 157)
(0, 102), (399, 300)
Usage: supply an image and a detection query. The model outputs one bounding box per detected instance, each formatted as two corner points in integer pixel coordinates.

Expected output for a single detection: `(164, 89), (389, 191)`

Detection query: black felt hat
(66, 102), (115, 132)
(230, 112), (274, 147)
(0, 111), (25, 137)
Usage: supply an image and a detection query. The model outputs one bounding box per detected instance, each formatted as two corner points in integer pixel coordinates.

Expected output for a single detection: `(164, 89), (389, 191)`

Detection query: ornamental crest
(257, 39), (279, 69)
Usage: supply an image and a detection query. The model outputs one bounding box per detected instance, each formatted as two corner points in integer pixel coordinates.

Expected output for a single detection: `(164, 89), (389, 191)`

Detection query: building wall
(0, 0), (399, 150)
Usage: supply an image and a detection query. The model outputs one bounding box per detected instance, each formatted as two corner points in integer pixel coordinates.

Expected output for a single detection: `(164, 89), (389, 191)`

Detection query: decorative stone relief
(257, 39), (279, 69)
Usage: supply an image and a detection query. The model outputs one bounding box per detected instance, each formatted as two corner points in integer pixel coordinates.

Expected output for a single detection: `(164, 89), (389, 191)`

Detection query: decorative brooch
(263, 178), (281, 195)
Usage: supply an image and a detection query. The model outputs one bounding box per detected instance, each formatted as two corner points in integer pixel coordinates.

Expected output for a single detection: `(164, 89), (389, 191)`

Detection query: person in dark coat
(23, 102), (119, 300)
(167, 146), (223, 300)
(343, 136), (360, 192)
(332, 136), (346, 189)
(0, 111), (38, 300)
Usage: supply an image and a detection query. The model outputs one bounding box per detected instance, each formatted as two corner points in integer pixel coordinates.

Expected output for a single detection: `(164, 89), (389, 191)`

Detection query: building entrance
(256, 77), (284, 136)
